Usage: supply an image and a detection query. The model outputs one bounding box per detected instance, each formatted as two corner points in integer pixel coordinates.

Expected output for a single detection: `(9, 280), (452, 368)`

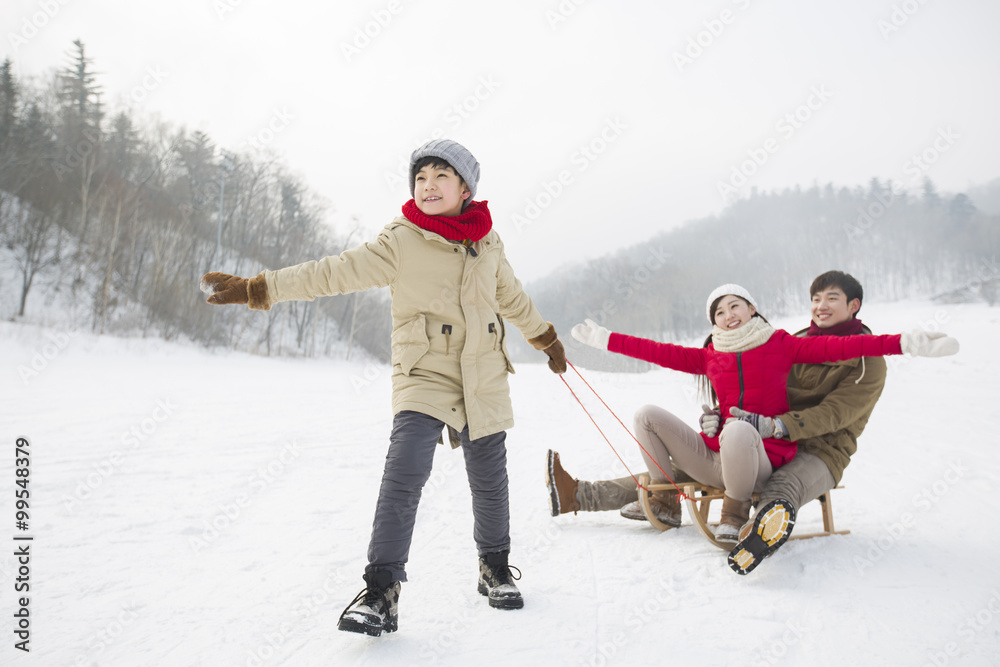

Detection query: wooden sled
(635, 473), (850, 550)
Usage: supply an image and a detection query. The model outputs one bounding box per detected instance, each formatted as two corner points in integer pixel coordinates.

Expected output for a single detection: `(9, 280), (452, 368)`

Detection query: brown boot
(715, 495), (753, 544)
(545, 450), (580, 516)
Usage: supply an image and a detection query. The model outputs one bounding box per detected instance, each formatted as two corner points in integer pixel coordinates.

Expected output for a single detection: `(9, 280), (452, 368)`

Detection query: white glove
(900, 330), (960, 357)
(700, 404), (720, 438)
(571, 318), (611, 350)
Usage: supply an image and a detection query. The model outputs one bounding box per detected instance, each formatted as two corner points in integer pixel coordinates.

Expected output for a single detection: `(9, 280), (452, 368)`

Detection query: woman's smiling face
(713, 295), (757, 330)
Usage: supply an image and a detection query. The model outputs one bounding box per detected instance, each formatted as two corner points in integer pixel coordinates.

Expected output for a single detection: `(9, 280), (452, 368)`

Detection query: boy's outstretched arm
(201, 229), (401, 311)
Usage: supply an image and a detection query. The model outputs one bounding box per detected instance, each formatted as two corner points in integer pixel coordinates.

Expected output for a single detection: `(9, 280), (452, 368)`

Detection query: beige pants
(634, 404), (772, 502)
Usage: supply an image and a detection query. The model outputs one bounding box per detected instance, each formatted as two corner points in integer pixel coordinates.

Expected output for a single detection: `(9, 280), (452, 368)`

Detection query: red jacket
(608, 328), (902, 468)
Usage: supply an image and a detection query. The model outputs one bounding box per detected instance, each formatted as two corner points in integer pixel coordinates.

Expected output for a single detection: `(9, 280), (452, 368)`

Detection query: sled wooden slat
(635, 473), (849, 550)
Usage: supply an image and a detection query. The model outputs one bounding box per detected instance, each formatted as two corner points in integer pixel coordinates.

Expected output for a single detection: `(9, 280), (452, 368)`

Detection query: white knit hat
(706, 283), (758, 323)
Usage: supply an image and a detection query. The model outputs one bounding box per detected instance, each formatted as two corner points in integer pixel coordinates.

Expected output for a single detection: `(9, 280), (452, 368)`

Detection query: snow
(1, 300), (998, 666)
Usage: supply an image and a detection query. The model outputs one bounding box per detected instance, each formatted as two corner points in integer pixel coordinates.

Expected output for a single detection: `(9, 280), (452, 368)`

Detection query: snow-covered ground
(1, 300), (997, 666)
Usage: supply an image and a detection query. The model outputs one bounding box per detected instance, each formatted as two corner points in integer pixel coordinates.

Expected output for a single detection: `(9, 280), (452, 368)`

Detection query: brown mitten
(201, 272), (270, 309)
(528, 322), (567, 374)
(201, 272), (248, 305)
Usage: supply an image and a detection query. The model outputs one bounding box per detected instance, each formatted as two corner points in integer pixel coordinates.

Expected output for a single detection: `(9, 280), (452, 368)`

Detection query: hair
(809, 270), (863, 314)
(411, 156), (465, 187)
(699, 295), (770, 406)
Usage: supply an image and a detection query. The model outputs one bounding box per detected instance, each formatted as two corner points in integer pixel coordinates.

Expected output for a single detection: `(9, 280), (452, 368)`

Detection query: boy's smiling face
(413, 163), (469, 217)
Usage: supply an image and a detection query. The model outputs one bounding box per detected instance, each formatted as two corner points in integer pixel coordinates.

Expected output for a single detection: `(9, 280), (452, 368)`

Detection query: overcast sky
(3, 0), (998, 280)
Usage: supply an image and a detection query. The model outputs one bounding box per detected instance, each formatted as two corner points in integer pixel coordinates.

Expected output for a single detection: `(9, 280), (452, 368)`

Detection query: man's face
(413, 164), (469, 216)
(811, 287), (860, 329)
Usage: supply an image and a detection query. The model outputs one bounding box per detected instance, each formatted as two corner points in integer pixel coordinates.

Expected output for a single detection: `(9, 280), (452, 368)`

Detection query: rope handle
(559, 360), (692, 502)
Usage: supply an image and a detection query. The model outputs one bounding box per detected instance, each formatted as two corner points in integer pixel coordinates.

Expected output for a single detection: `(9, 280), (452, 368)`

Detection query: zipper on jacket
(462, 239), (477, 257)
(737, 352), (745, 409)
(488, 322), (498, 350)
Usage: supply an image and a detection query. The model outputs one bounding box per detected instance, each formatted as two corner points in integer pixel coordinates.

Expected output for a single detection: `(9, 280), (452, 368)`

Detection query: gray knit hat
(408, 139), (481, 203)
(706, 283), (758, 323)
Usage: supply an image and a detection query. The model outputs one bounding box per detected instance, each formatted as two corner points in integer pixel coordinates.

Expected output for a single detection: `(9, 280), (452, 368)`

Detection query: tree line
(0, 41), (392, 360)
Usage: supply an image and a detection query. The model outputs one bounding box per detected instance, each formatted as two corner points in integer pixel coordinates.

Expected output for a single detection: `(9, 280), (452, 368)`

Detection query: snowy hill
(0, 300), (997, 666)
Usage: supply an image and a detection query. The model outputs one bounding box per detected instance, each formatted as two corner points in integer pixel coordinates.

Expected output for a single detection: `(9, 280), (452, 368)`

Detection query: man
(546, 270), (887, 574)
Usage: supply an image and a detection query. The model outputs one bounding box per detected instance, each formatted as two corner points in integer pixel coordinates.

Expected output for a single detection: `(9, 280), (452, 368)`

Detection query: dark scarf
(401, 199), (493, 242)
(806, 317), (865, 337)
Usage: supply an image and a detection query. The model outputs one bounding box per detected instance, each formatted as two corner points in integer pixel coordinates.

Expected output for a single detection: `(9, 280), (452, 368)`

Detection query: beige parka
(257, 217), (550, 440)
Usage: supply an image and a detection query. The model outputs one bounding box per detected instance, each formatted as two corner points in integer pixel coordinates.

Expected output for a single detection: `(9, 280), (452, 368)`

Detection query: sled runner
(635, 473), (849, 549)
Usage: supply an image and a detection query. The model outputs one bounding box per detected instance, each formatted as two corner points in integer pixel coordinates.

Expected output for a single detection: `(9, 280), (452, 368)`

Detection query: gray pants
(633, 404), (771, 502)
(756, 451), (836, 512)
(579, 404), (774, 509)
(366, 411), (510, 582)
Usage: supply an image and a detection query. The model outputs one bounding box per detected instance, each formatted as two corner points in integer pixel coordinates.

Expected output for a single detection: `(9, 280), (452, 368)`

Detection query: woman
(571, 283), (957, 542)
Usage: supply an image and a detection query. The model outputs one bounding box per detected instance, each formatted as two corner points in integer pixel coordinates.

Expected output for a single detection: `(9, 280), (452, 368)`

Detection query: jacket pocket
(392, 314), (430, 376)
(495, 313), (516, 374)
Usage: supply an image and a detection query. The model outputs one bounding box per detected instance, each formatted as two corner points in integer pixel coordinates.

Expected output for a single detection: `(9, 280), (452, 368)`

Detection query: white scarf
(711, 316), (776, 353)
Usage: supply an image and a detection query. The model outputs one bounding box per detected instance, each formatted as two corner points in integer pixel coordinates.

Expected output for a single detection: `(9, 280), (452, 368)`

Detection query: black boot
(728, 499), (796, 575)
(337, 570), (401, 637)
(477, 551), (523, 610)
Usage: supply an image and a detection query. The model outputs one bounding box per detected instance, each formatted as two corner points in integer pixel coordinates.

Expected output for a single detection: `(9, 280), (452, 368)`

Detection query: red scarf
(401, 199), (493, 242)
(806, 317), (865, 337)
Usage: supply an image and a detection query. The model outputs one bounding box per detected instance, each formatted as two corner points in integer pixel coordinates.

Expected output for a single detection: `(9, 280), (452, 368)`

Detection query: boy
(201, 139), (566, 636)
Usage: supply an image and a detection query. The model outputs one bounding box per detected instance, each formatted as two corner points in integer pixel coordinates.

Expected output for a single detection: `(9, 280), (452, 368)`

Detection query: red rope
(559, 360), (691, 502)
